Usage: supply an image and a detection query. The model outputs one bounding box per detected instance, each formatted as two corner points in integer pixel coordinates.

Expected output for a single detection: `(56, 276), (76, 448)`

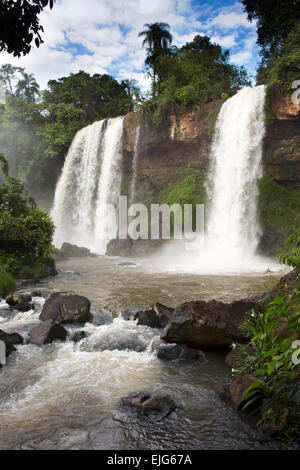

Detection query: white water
(51, 117), (124, 254)
(152, 86), (282, 274)
(129, 124), (141, 204)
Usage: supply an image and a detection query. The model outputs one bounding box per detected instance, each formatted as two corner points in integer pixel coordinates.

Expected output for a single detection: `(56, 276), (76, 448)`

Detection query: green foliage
(241, 0), (300, 58)
(257, 21), (300, 89)
(281, 230), (300, 269)
(0, 66), (136, 203)
(158, 167), (206, 206)
(146, 35), (251, 122)
(0, 267), (15, 296)
(0, 155), (54, 281)
(0, 0), (55, 57)
(234, 295), (300, 436)
(258, 176), (300, 253)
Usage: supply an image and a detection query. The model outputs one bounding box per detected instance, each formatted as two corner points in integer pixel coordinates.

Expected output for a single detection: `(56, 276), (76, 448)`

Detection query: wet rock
(57, 243), (91, 258)
(120, 309), (143, 321)
(214, 384), (230, 401)
(106, 238), (163, 257)
(137, 303), (174, 329)
(90, 307), (112, 325)
(39, 292), (91, 324)
(0, 329), (24, 359)
(28, 320), (67, 345)
(117, 391), (176, 421)
(5, 293), (32, 307)
(31, 290), (44, 298)
(156, 343), (203, 361)
(14, 301), (34, 312)
(228, 374), (259, 410)
(92, 336), (148, 353)
(71, 330), (86, 343)
(161, 298), (262, 350)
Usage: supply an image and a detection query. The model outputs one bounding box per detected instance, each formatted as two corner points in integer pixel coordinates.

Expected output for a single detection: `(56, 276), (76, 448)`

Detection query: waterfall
(51, 117), (124, 254)
(155, 85), (279, 273)
(129, 124), (141, 204)
(200, 85), (267, 270)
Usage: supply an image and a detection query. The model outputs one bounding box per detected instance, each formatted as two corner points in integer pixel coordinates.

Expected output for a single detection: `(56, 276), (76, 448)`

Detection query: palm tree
(16, 72), (40, 102)
(138, 22), (172, 90)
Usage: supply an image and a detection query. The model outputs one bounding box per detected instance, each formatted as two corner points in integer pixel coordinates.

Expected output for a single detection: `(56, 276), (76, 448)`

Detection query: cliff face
(122, 102), (222, 205)
(122, 93), (300, 203)
(121, 93), (300, 256)
(263, 85), (300, 182)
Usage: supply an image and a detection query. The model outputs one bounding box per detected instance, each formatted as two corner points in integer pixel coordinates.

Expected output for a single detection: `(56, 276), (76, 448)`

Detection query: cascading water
(154, 86), (280, 273)
(198, 85), (268, 271)
(51, 117), (124, 254)
(129, 124), (141, 204)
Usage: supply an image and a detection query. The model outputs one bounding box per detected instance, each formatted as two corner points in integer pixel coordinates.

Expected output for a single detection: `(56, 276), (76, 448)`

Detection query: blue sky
(0, 0), (260, 90)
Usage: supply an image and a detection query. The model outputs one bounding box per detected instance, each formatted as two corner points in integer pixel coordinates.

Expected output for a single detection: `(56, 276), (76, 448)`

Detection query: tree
(138, 22), (173, 91)
(16, 72), (40, 102)
(149, 34), (251, 120)
(0, 0), (55, 57)
(0, 154), (54, 278)
(0, 63), (24, 95)
(241, 0), (300, 57)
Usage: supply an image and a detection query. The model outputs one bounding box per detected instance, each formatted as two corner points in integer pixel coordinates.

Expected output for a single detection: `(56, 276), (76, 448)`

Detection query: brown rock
(39, 292), (91, 324)
(161, 298), (262, 350)
(0, 329), (23, 357)
(229, 374), (258, 409)
(137, 303), (174, 329)
(28, 320), (67, 345)
(117, 391), (176, 421)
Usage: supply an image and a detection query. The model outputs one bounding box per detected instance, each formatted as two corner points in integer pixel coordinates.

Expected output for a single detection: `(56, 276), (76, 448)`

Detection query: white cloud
(0, 0), (259, 90)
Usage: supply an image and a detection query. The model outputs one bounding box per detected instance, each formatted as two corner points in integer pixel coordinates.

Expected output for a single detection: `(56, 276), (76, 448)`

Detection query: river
(0, 257), (284, 450)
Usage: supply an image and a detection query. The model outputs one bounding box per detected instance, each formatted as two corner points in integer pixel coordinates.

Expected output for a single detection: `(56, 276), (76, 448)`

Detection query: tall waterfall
(51, 117), (124, 254)
(201, 85), (267, 269)
(156, 85), (278, 273)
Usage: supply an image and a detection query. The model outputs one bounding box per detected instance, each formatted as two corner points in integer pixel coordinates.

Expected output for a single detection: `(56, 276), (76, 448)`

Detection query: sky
(0, 0), (259, 91)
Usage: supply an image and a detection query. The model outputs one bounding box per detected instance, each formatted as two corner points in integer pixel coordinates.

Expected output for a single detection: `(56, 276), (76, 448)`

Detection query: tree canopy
(241, 0), (300, 57)
(0, 0), (55, 57)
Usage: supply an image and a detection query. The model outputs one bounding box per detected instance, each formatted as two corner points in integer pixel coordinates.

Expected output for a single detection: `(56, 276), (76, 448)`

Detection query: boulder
(0, 329), (24, 359)
(137, 303), (174, 329)
(57, 243), (91, 258)
(5, 293), (32, 307)
(39, 292), (91, 324)
(106, 238), (163, 257)
(28, 320), (67, 345)
(156, 343), (203, 361)
(14, 301), (34, 312)
(214, 384), (230, 401)
(228, 374), (258, 409)
(70, 330), (86, 343)
(120, 309), (142, 321)
(161, 298), (262, 350)
(117, 391), (176, 421)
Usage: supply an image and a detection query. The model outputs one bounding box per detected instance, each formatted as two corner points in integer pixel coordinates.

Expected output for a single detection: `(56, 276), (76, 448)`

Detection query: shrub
(0, 268), (15, 296)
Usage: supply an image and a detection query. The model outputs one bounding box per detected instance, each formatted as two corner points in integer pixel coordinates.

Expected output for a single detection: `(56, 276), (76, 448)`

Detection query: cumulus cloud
(0, 0), (259, 90)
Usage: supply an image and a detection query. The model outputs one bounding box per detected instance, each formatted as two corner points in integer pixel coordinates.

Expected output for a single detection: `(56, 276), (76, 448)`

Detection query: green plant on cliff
(143, 34), (251, 124)
(258, 176), (300, 254)
(0, 154), (55, 284)
(281, 230), (300, 269)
